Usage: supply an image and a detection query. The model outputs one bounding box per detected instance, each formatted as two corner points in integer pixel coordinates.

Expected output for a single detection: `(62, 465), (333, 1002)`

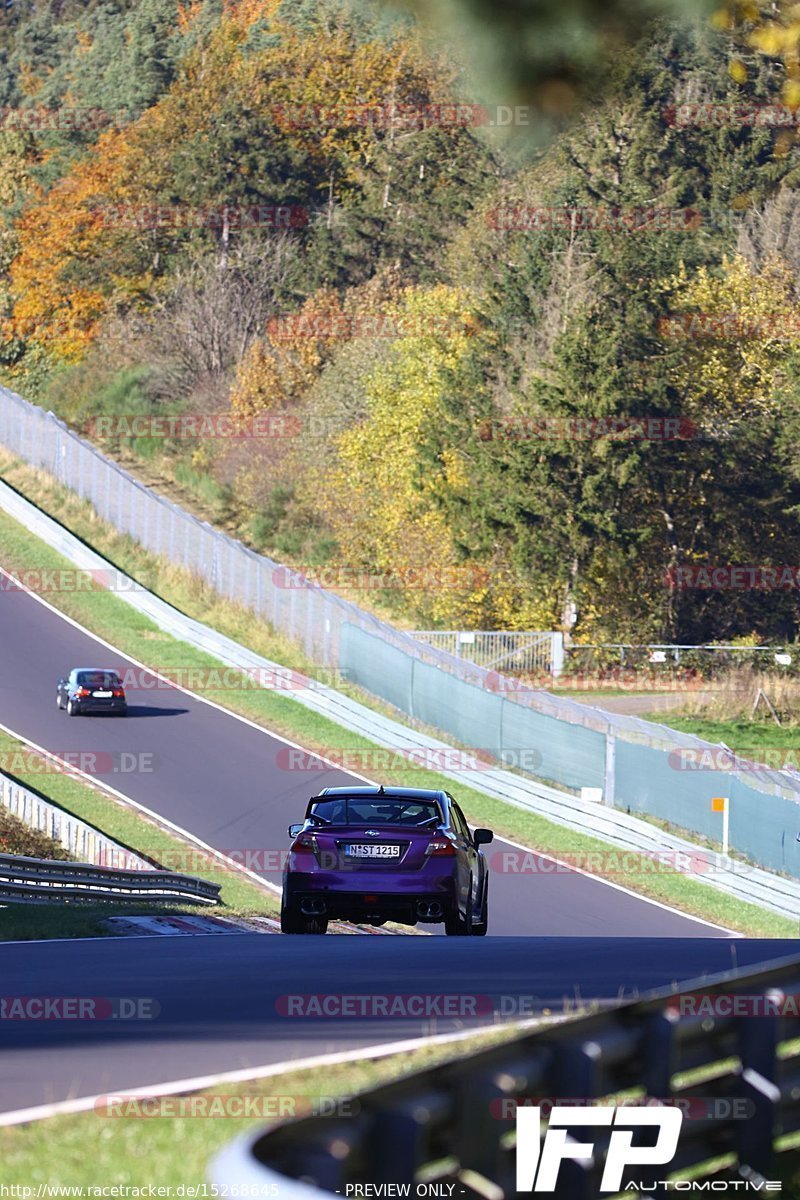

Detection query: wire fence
(2, 383), (800, 875)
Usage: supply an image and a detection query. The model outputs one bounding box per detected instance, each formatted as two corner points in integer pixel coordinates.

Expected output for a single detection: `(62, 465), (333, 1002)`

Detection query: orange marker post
(712, 796), (729, 859)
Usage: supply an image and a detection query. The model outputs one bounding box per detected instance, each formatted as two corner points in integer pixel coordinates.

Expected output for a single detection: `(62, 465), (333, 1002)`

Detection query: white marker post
(712, 796), (729, 859)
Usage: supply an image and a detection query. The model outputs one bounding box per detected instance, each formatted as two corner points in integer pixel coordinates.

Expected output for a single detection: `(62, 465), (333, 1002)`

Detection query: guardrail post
(604, 733), (616, 806)
(551, 631), (564, 679)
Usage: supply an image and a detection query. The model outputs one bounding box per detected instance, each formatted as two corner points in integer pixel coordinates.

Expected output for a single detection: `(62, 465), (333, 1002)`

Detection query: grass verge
(640, 714), (800, 758)
(0, 457), (796, 936)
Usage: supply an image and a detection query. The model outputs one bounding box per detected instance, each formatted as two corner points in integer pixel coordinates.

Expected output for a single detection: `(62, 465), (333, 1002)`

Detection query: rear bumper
(72, 698), (127, 713)
(284, 868), (458, 924)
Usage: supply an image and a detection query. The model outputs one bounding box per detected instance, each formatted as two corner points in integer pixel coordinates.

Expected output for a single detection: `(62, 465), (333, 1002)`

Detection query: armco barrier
(2, 384), (800, 875)
(0, 852), (220, 904)
(0, 767), (152, 870)
(210, 953), (800, 1198)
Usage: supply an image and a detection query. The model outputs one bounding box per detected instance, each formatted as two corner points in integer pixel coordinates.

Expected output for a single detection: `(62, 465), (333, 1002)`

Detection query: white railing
(409, 630), (564, 677)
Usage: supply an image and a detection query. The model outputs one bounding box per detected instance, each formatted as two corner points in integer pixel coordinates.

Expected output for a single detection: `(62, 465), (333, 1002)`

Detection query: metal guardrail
(0, 768), (153, 870)
(0, 852), (221, 904)
(211, 954), (800, 1197)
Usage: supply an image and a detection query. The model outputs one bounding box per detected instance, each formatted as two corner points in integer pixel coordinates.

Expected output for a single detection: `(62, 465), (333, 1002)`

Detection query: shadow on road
(122, 706), (190, 718)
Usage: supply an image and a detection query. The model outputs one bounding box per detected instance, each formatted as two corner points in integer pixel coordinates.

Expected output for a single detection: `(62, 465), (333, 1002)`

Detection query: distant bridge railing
(410, 630), (564, 678)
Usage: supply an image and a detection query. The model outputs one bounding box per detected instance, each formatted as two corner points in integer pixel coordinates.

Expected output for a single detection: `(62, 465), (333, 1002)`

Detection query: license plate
(93, 690), (113, 698)
(344, 844), (401, 859)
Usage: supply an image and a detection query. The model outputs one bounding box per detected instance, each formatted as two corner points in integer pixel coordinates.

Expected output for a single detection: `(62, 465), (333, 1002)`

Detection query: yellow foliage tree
(307, 284), (487, 623)
(661, 254), (799, 430)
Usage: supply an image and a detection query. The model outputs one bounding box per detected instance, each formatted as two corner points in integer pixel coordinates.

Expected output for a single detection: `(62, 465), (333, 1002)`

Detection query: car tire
(445, 882), (474, 936)
(472, 877), (488, 936)
(280, 902), (303, 934)
(66, 699), (79, 717)
(56, 692), (63, 710)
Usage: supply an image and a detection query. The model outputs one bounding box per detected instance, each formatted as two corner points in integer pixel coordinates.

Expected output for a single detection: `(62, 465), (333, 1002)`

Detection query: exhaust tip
(300, 898), (327, 915)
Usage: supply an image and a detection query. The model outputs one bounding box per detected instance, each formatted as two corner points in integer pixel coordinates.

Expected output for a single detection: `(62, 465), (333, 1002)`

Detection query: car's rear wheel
(445, 882), (474, 936)
(66, 699), (79, 717)
(472, 877), (488, 936)
(280, 903), (301, 934)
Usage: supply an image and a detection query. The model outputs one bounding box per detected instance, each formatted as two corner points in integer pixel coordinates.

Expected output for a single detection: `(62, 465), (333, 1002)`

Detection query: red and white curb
(104, 915), (418, 936)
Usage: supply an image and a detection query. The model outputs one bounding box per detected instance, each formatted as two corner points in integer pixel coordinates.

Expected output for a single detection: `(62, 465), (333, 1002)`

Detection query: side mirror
(288, 823), (304, 839)
(473, 828), (494, 846)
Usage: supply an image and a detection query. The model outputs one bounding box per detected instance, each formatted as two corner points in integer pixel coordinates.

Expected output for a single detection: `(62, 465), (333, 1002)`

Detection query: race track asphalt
(0, 582), (727, 938)
(2, 935), (796, 1117)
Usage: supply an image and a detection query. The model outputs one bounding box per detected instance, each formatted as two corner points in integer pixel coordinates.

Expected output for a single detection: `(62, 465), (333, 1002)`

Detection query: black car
(56, 668), (128, 716)
(281, 785), (493, 935)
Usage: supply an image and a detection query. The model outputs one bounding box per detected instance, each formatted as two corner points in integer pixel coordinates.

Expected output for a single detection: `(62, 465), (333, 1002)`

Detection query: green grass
(642, 714), (800, 756)
(0, 456), (796, 937)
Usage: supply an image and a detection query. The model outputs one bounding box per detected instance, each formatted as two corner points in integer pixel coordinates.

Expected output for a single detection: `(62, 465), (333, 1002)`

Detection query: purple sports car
(280, 785), (493, 935)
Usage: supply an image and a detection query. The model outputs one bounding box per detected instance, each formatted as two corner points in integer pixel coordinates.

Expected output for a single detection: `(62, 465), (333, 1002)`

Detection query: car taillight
(425, 838), (456, 857)
(112, 688), (125, 697)
(291, 833), (319, 858)
(76, 687), (91, 698)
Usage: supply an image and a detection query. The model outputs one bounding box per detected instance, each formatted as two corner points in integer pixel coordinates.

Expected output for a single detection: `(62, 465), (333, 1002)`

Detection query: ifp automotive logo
(514, 1104), (782, 1191)
(516, 1105), (683, 1191)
